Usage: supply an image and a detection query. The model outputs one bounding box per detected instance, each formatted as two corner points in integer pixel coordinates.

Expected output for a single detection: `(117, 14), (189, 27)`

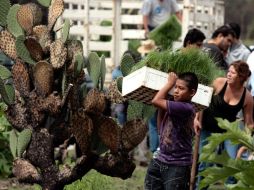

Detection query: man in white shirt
(140, 0), (182, 37)
(225, 23), (251, 65)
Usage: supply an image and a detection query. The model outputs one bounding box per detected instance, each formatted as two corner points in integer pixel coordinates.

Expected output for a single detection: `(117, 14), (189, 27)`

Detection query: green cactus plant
(61, 71), (66, 96)
(87, 52), (101, 88)
(17, 129), (32, 158)
(37, 0), (52, 7)
(80, 82), (87, 100)
(116, 77), (123, 92)
(0, 65), (12, 80)
(16, 35), (36, 64)
(127, 100), (144, 121)
(120, 53), (135, 77)
(7, 4), (24, 38)
(9, 129), (18, 158)
(0, 78), (15, 106)
(100, 55), (106, 91)
(142, 104), (156, 122)
(74, 53), (84, 78)
(0, 0), (10, 27)
(62, 19), (70, 43)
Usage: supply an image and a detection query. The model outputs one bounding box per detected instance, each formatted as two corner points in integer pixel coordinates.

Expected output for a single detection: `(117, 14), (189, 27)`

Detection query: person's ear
(190, 89), (196, 97)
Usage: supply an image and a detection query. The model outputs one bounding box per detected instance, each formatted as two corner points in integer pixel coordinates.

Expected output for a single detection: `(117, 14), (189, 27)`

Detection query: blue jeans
(196, 129), (239, 189)
(145, 159), (190, 190)
(148, 113), (159, 153)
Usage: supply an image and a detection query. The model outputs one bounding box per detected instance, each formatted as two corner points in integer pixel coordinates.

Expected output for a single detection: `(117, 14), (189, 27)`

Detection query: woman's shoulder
(212, 77), (226, 91)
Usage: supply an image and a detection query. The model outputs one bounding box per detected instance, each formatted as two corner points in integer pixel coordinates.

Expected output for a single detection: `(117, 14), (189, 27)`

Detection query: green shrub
(64, 169), (113, 190)
(0, 102), (13, 178)
(199, 118), (254, 190)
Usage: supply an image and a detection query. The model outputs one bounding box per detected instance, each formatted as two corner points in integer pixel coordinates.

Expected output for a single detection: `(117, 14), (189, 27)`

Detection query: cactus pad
(37, 0), (52, 7)
(0, 0), (10, 27)
(106, 80), (126, 104)
(121, 119), (148, 152)
(84, 88), (106, 113)
(0, 65), (12, 80)
(87, 52), (101, 88)
(33, 61), (54, 97)
(17, 129), (32, 158)
(97, 115), (121, 153)
(120, 53), (135, 76)
(9, 129), (18, 158)
(17, 4), (34, 35)
(100, 55), (106, 91)
(48, 0), (64, 30)
(62, 19), (70, 43)
(12, 59), (31, 97)
(7, 4), (24, 38)
(0, 30), (17, 60)
(24, 37), (44, 62)
(50, 39), (67, 69)
(71, 110), (93, 155)
(15, 35), (36, 64)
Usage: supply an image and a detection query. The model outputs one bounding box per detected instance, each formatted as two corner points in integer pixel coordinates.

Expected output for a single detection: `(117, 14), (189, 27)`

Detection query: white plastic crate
(122, 66), (213, 110)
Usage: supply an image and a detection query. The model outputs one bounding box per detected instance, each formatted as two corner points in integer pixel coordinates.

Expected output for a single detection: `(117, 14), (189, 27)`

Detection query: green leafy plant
(0, 102), (13, 177)
(149, 15), (181, 50)
(199, 118), (254, 190)
(64, 169), (113, 190)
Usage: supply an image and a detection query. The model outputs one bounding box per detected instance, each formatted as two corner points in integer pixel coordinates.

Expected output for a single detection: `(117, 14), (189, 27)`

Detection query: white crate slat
(89, 41), (113, 51)
(62, 10), (85, 20)
(90, 25), (113, 35)
(122, 29), (145, 39)
(122, 66), (213, 109)
(121, 15), (143, 25)
(90, 10), (114, 19)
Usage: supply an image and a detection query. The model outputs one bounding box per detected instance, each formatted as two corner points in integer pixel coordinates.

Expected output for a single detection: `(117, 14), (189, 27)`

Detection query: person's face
(192, 41), (203, 49)
(227, 65), (240, 84)
(173, 79), (194, 101)
(218, 34), (234, 51)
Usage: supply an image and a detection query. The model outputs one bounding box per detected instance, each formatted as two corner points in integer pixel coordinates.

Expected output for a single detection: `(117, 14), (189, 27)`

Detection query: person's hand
(193, 117), (202, 136)
(168, 72), (177, 85)
(144, 29), (149, 39)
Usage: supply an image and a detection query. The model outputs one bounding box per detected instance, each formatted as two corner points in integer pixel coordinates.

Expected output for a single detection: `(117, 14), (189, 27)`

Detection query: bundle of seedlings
(149, 15), (182, 50)
(0, 0), (151, 189)
(131, 48), (225, 85)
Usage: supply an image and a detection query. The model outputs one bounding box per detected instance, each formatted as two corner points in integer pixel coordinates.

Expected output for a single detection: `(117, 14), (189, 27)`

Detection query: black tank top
(202, 82), (246, 133)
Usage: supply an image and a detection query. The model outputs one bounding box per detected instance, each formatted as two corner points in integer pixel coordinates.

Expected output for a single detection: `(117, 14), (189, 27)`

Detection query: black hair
(211, 25), (236, 39)
(183, 28), (206, 47)
(178, 72), (198, 92)
(228, 23), (241, 39)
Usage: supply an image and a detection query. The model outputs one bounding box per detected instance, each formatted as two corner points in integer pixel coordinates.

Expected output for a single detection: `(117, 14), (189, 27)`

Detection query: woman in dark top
(194, 60), (253, 189)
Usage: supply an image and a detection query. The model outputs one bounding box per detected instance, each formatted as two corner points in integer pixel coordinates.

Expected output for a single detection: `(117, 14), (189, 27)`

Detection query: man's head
(227, 23), (241, 39)
(173, 72), (198, 102)
(211, 25), (235, 52)
(183, 28), (206, 48)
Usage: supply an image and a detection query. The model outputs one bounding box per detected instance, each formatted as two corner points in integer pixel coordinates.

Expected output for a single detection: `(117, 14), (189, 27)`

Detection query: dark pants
(145, 159), (190, 190)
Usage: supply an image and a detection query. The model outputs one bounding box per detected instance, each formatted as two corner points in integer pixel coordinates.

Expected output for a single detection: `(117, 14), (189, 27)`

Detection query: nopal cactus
(0, 0), (148, 189)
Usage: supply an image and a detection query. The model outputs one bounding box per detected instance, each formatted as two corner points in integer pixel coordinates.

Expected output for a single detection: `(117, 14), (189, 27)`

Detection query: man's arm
(175, 11), (182, 22)
(151, 72), (177, 110)
(243, 92), (254, 129)
(143, 15), (149, 37)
